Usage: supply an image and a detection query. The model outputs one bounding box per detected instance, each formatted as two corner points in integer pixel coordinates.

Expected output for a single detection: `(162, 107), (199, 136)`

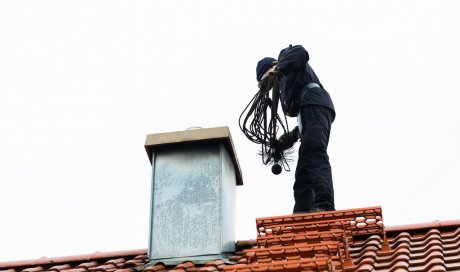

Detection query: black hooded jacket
(277, 45), (335, 119)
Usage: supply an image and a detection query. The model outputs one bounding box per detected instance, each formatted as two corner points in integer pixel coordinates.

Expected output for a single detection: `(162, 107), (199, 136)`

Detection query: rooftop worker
(256, 44), (336, 213)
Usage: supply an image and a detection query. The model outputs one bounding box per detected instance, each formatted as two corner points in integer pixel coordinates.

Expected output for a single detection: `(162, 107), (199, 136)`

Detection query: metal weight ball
(271, 163), (282, 175)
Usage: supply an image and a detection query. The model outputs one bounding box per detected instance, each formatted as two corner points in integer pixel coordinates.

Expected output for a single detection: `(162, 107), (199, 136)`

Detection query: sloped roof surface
(1, 207), (459, 272)
(352, 220), (460, 271)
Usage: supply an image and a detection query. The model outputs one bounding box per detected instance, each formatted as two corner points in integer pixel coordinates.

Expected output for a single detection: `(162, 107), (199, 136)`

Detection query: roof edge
(0, 249), (147, 269)
(386, 219), (460, 233)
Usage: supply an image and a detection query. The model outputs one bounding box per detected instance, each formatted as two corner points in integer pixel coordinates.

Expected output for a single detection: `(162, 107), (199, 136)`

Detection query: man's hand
(278, 126), (300, 150)
(269, 69), (283, 78)
(258, 76), (271, 90)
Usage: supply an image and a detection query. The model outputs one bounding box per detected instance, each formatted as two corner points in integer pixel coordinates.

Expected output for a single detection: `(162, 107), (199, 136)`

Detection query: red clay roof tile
(120, 260), (141, 269)
(65, 268), (87, 272)
(204, 260), (223, 268)
(352, 222), (460, 271)
(113, 269), (135, 272)
(0, 269), (17, 272)
(47, 264), (72, 271)
(77, 262), (98, 269)
(95, 264), (117, 271)
(105, 259), (125, 267)
(142, 264), (165, 272)
(22, 267), (45, 272)
(196, 267), (217, 272)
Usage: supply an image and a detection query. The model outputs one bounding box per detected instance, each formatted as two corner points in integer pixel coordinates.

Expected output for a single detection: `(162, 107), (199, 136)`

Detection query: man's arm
(276, 45), (310, 76)
(275, 126), (300, 150)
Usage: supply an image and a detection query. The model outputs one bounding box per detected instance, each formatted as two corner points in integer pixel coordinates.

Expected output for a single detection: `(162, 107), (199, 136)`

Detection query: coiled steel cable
(239, 75), (292, 171)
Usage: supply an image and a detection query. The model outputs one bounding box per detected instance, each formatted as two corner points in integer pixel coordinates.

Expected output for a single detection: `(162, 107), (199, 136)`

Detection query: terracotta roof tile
(196, 267), (217, 272)
(47, 264), (72, 271)
(204, 260), (223, 268)
(2, 207), (460, 272)
(105, 259), (125, 267)
(173, 262), (194, 270)
(77, 262), (98, 270)
(142, 264), (166, 272)
(133, 256), (148, 262)
(65, 268), (87, 272)
(94, 264), (117, 272)
(113, 269), (135, 272)
(350, 219), (460, 272)
(120, 260), (142, 269)
(0, 269), (17, 272)
(22, 267), (45, 272)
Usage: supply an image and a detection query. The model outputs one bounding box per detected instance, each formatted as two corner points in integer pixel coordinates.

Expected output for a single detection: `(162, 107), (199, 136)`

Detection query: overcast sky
(1, 0), (460, 262)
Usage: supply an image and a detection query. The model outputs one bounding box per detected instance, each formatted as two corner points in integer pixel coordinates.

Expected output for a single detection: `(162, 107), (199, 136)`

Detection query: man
(256, 45), (336, 213)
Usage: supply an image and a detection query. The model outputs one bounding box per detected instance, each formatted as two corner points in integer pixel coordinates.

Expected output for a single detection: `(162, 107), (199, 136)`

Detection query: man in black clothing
(256, 45), (335, 213)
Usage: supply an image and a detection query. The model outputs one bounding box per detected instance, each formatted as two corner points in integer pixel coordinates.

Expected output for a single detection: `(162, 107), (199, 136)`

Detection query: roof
(1, 206), (460, 272)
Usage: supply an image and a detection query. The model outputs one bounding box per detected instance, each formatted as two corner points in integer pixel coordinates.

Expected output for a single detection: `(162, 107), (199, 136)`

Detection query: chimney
(144, 126), (243, 265)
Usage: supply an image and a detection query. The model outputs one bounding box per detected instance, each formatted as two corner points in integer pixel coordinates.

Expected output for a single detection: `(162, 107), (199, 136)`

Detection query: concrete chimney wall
(144, 127), (243, 265)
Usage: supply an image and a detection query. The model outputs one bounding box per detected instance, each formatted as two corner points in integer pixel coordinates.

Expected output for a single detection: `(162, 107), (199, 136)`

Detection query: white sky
(1, 0), (460, 262)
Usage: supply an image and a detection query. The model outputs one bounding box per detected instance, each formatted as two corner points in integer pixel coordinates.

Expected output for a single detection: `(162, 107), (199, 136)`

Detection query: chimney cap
(144, 126), (243, 185)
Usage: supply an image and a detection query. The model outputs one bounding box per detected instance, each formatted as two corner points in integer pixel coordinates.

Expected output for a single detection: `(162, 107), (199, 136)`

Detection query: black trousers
(293, 105), (335, 213)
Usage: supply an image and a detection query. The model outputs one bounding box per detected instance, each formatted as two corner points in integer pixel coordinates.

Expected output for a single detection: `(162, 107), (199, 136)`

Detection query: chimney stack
(144, 127), (243, 265)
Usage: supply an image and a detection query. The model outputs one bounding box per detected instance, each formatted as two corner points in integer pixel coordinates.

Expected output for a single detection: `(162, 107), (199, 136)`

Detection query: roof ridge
(0, 249), (147, 269)
(386, 219), (460, 233)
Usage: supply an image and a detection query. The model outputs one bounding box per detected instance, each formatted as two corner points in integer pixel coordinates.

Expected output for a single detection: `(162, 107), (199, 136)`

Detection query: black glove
(269, 70), (283, 78)
(277, 126), (300, 150)
(258, 76), (270, 89)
